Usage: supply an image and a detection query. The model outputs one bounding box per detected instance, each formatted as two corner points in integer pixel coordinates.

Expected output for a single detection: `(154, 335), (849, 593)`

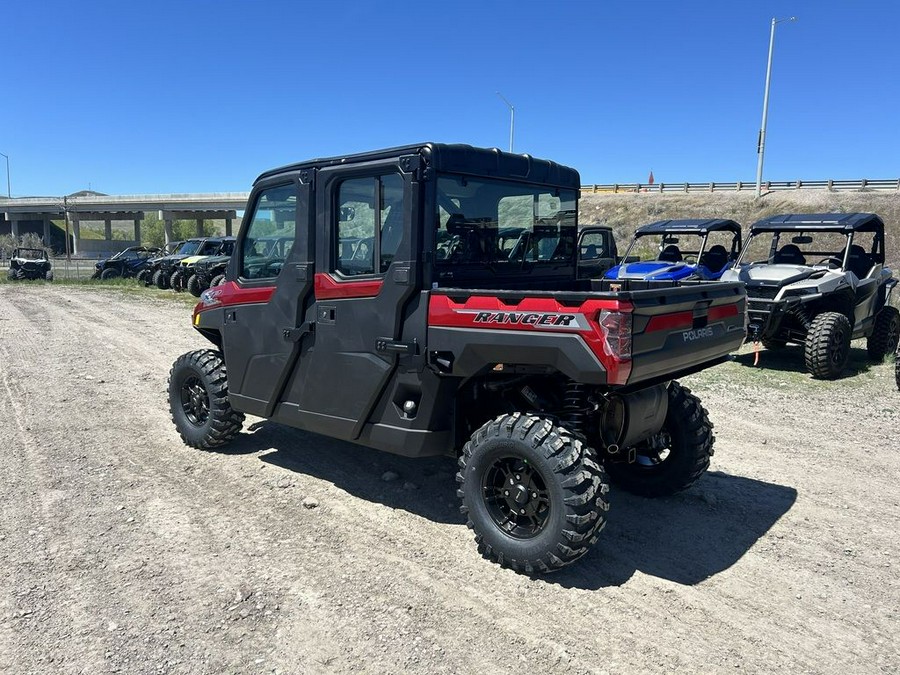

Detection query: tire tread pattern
(804, 312), (851, 379)
(168, 349), (244, 449)
(456, 413), (609, 574)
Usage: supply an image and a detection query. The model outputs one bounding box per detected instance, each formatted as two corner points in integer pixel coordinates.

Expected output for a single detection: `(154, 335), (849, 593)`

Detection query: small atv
(7, 247), (53, 281)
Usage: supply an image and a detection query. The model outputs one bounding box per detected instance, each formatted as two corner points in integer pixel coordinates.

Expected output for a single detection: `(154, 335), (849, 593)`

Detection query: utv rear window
(435, 175), (576, 266)
(241, 184), (297, 280)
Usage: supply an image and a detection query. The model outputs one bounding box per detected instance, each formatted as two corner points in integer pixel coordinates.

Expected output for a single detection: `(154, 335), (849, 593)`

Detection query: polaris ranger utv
(721, 213), (898, 379)
(167, 143), (746, 573)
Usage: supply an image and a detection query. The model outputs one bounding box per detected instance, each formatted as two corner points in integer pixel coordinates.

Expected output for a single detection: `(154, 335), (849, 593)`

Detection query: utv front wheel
(608, 382), (713, 497)
(457, 414), (609, 574)
(154, 269), (169, 289)
(187, 274), (203, 297)
(44, 270), (53, 282)
(210, 274), (226, 287)
(805, 312), (851, 379)
(168, 349), (244, 449)
(100, 268), (119, 280)
(867, 306), (900, 361)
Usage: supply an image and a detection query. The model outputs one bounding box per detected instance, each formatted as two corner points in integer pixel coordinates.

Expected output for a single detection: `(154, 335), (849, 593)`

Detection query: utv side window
(241, 184), (297, 280)
(335, 174), (403, 277)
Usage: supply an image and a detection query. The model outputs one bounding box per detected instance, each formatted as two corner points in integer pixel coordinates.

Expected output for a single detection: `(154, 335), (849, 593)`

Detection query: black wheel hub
(482, 457), (550, 539)
(830, 327), (848, 365)
(180, 375), (210, 426)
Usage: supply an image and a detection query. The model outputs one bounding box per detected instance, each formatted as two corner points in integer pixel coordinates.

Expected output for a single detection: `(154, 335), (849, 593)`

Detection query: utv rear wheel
(607, 382), (713, 497)
(170, 270), (184, 291)
(210, 274), (226, 287)
(805, 312), (851, 379)
(187, 274), (203, 297)
(154, 269), (169, 289)
(100, 268), (119, 280)
(457, 413), (609, 574)
(168, 349), (244, 449)
(867, 306), (900, 361)
(44, 270), (53, 282)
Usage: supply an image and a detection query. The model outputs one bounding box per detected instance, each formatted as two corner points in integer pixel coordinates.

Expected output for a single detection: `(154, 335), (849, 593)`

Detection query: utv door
(222, 172), (316, 417)
(577, 226), (617, 279)
(279, 162), (421, 441)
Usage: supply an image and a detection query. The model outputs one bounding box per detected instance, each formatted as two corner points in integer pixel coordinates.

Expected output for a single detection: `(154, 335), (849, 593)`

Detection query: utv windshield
(178, 240), (202, 256)
(435, 175), (577, 267)
(14, 248), (46, 260)
(739, 230), (851, 267)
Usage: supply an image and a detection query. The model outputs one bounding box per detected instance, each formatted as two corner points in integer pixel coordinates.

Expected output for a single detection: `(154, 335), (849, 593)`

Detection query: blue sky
(2, 0), (898, 196)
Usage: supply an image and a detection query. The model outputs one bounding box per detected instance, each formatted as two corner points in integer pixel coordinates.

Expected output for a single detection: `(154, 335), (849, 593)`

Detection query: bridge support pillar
(164, 217), (174, 244)
(72, 214), (80, 255)
(10, 219), (19, 237)
(134, 218), (141, 245)
(43, 216), (51, 245)
(195, 218), (203, 237)
(104, 217), (112, 241)
(225, 216), (232, 236)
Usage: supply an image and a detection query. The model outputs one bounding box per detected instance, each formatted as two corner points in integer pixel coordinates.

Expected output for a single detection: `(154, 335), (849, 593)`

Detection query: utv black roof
(750, 213), (884, 233)
(255, 143), (580, 189)
(635, 218), (742, 236)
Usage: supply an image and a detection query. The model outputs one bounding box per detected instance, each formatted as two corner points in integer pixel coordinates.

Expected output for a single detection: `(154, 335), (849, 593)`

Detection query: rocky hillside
(579, 189), (900, 270)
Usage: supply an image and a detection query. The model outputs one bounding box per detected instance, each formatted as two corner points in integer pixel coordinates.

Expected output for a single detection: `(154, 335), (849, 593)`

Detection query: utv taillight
(598, 310), (632, 360)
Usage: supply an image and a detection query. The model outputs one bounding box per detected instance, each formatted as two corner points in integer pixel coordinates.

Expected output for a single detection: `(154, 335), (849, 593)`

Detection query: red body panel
(314, 273), (383, 300)
(428, 293), (633, 384)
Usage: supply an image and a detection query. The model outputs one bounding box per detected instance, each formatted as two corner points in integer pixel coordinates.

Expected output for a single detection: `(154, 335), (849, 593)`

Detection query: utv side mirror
(340, 206), (356, 222)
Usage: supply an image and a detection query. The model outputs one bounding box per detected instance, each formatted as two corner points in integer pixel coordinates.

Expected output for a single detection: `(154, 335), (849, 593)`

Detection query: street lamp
(0, 152), (9, 198)
(495, 91), (515, 153)
(755, 16), (797, 197)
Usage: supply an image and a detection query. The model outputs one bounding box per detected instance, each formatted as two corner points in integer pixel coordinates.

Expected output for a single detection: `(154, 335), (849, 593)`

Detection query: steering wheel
(817, 256), (843, 268)
(682, 255), (697, 264)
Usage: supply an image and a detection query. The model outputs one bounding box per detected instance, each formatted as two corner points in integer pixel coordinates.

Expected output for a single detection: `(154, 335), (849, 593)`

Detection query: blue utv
(605, 218), (743, 284)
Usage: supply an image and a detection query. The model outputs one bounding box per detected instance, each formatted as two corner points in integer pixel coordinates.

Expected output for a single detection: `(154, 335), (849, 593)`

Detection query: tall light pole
(756, 16), (797, 197)
(0, 152), (10, 198)
(496, 91), (515, 153)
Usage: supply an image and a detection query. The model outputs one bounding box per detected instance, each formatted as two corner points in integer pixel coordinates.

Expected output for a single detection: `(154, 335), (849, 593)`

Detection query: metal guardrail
(581, 179), (900, 194)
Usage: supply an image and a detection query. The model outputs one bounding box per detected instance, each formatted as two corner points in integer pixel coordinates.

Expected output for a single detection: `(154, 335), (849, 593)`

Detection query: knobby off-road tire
(168, 349), (244, 449)
(153, 269), (169, 289)
(44, 270), (53, 282)
(804, 311), (851, 379)
(607, 381), (713, 498)
(170, 269), (185, 292)
(867, 306), (900, 361)
(895, 350), (900, 391)
(100, 268), (120, 280)
(137, 269), (151, 285)
(7, 269), (16, 281)
(187, 274), (203, 297)
(457, 413), (609, 574)
(210, 274), (226, 288)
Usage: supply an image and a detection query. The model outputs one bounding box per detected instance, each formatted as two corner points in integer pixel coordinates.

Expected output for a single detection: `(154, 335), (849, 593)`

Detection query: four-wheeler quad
(721, 213), (898, 379)
(172, 237), (236, 296)
(167, 143), (747, 574)
(7, 247), (53, 281)
(605, 218), (742, 285)
(92, 245), (161, 280)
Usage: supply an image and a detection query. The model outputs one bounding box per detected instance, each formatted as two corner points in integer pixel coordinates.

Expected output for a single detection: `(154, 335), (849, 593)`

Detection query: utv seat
(842, 244), (873, 278)
(699, 245), (729, 273)
(774, 244), (806, 265)
(658, 244), (682, 263)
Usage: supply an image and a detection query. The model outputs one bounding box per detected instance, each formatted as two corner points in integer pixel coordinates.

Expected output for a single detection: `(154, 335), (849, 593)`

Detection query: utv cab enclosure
(721, 212), (898, 379)
(169, 143), (746, 573)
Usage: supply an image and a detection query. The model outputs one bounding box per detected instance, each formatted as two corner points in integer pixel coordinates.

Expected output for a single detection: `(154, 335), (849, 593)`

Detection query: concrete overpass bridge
(0, 192), (249, 256)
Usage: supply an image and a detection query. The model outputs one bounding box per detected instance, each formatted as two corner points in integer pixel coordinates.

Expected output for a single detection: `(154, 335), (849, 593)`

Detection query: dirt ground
(0, 284), (898, 675)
